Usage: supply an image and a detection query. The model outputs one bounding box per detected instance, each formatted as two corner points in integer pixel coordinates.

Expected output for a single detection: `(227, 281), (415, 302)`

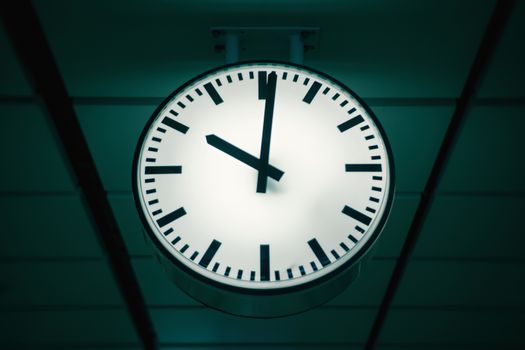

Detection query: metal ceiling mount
(211, 26), (320, 64)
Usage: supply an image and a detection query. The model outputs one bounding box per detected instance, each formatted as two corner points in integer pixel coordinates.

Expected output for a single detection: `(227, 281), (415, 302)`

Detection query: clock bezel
(132, 60), (396, 297)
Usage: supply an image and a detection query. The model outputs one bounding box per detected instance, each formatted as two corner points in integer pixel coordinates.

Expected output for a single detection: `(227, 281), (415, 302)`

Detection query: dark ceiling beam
(0, 2), (157, 349)
(364, 1), (516, 349)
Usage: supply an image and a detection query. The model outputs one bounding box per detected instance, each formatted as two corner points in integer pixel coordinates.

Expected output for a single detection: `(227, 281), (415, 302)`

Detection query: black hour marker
(203, 82), (224, 105)
(302, 81), (322, 104)
(343, 205), (372, 226)
(170, 235), (180, 244)
(156, 207), (186, 228)
(258, 71), (267, 99)
(199, 239), (222, 268)
(275, 271), (281, 281)
(225, 266), (231, 276)
(260, 244), (270, 282)
(190, 251), (199, 260)
(177, 101), (185, 109)
(287, 268), (293, 279)
(331, 249), (340, 259)
(145, 166), (182, 175)
(162, 116), (189, 134)
(164, 228), (174, 236)
(310, 261), (318, 271)
(212, 262), (220, 272)
(180, 244), (189, 253)
(308, 238), (330, 267)
(348, 234), (359, 243)
(345, 164), (382, 172)
(338, 115), (365, 132)
(237, 270), (243, 279)
(250, 271), (256, 281)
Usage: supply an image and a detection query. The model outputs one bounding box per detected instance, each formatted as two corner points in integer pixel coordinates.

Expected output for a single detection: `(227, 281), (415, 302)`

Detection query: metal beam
(364, 1), (516, 349)
(0, 2), (157, 349)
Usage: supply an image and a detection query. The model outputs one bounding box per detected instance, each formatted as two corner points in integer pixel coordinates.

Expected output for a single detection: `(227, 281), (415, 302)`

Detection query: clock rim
(132, 60), (396, 296)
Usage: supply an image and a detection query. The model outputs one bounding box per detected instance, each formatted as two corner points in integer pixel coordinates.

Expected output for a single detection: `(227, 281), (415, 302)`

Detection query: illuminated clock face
(133, 62), (394, 291)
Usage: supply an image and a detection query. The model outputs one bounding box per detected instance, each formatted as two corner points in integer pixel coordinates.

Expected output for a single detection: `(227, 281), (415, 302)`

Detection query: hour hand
(206, 134), (284, 181)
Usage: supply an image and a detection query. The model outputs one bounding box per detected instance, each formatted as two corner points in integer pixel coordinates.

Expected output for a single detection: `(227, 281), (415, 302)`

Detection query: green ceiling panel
(0, 260), (123, 307)
(0, 195), (102, 258)
(109, 193), (153, 256)
(75, 103), (154, 192)
(393, 260), (525, 307)
(0, 103), (76, 192)
(478, 0), (525, 98)
(34, 0), (493, 98)
(414, 195), (525, 259)
(77, 104), (450, 193)
(379, 308), (525, 344)
(372, 195), (419, 258)
(0, 25), (33, 96)
(0, 309), (139, 344)
(439, 105), (525, 192)
(151, 307), (376, 343)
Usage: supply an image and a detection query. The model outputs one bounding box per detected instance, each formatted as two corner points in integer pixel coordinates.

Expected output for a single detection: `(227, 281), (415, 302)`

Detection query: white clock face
(134, 62), (393, 291)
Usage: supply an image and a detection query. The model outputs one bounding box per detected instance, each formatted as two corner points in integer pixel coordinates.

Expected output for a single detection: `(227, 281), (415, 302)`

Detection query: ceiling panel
(413, 195), (525, 259)
(439, 105), (525, 193)
(0, 194), (102, 258)
(0, 25), (33, 96)
(393, 260), (525, 307)
(0, 309), (139, 345)
(151, 307), (375, 343)
(478, 0), (525, 98)
(33, 0), (493, 98)
(0, 260), (123, 307)
(76, 103), (450, 193)
(0, 103), (76, 192)
(379, 308), (525, 345)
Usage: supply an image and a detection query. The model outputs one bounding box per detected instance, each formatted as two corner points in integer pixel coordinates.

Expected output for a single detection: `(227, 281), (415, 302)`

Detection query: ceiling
(1, 0), (524, 349)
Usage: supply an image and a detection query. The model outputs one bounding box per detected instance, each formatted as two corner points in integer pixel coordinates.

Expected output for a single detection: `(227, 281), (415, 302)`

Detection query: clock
(132, 61), (394, 317)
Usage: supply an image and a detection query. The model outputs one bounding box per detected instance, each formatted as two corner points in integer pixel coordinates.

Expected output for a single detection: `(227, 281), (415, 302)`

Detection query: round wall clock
(132, 61), (395, 317)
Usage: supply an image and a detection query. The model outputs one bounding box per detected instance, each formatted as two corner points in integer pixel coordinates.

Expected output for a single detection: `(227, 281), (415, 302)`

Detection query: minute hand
(256, 71), (278, 193)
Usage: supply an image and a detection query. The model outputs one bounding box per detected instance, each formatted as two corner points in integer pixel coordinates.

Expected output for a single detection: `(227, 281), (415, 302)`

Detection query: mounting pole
(289, 32), (304, 65)
(225, 32), (240, 64)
